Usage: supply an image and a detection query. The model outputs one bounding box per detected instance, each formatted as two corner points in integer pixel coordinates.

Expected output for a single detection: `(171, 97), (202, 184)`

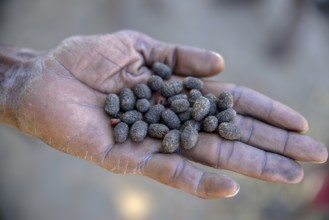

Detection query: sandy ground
(0, 0), (329, 220)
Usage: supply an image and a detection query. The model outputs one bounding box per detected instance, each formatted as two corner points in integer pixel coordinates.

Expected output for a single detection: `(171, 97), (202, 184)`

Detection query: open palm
(16, 30), (327, 199)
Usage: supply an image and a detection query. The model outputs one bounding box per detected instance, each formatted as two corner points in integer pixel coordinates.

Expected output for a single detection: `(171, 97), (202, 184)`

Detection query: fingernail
(210, 51), (225, 73)
(313, 142), (328, 164)
(224, 183), (240, 198)
(299, 117), (309, 133)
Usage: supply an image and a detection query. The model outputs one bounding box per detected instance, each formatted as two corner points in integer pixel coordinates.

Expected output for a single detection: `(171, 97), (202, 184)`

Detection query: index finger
(131, 31), (225, 77)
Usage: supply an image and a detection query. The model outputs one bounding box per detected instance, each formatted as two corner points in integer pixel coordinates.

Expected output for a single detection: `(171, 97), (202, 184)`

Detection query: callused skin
(0, 30), (327, 199)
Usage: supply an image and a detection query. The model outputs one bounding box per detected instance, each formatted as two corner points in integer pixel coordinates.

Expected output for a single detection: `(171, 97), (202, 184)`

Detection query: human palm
(16, 30), (327, 199)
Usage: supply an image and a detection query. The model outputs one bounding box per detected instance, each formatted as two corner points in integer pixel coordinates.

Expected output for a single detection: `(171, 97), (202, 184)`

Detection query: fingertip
(297, 115), (309, 133)
(224, 183), (240, 198)
(198, 173), (239, 199)
(281, 159), (304, 184)
(321, 144), (328, 163)
(314, 142), (328, 164)
(172, 47), (225, 77)
(210, 51), (225, 74)
(264, 153), (304, 184)
(276, 102), (309, 133)
(289, 164), (304, 184)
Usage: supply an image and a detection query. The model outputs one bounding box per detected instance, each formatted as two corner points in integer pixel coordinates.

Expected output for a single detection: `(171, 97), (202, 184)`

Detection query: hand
(13, 30), (327, 199)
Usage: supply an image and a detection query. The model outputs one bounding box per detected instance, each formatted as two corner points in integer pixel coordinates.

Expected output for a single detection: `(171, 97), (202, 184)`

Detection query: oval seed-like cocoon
(178, 108), (192, 123)
(133, 83), (152, 99)
(218, 122), (241, 140)
(136, 98), (150, 113)
(188, 89), (202, 105)
(114, 122), (129, 143)
(161, 109), (181, 129)
(120, 110), (143, 125)
(144, 104), (165, 124)
(130, 120), (148, 142)
(181, 119), (201, 131)
(217, 91), (234, 112)
(202, 116), (219, 132)
(183, 76), (203, 90)
(105, 93), (120, 117)
(152, 62), (172, 79)
(216, 108), (236, 123)
(204, 93), (218, 116)
(161, 80), (183, 98)
(148, 123), (169, 139)
(162, 130), (180, 153)
(167, 94), (188, 105)
(170, 99), (190, 113)
(147, 75), (164, 91)
(120, 88), (136, 111)
(181, 125), (199, 150)
(192, 96), (210, 121)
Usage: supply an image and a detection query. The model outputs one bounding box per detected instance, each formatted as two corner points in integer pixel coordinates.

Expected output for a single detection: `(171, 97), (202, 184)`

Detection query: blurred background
(1, 0), (329, 219)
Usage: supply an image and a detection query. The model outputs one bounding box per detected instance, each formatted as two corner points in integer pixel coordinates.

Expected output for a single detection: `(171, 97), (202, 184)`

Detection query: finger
(237, 115), (328, 163)
(203, 81), (309, 132)
(130, 31), (225, 77)
(183, 133), (304, 184)
(139, 153), (239, 199)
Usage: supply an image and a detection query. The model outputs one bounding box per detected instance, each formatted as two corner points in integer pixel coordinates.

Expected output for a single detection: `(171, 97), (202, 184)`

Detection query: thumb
(118, 30), (225, 77)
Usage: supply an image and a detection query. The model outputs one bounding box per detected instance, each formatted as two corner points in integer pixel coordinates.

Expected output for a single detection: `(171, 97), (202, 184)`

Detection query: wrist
(0, 44), (39, 127)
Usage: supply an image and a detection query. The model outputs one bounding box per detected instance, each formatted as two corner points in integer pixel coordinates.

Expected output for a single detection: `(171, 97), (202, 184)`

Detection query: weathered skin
(0, 30), (327, 199)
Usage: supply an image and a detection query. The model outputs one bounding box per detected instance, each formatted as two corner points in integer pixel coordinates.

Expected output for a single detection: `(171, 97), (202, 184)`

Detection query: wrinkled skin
(11, 30), (327, 199)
